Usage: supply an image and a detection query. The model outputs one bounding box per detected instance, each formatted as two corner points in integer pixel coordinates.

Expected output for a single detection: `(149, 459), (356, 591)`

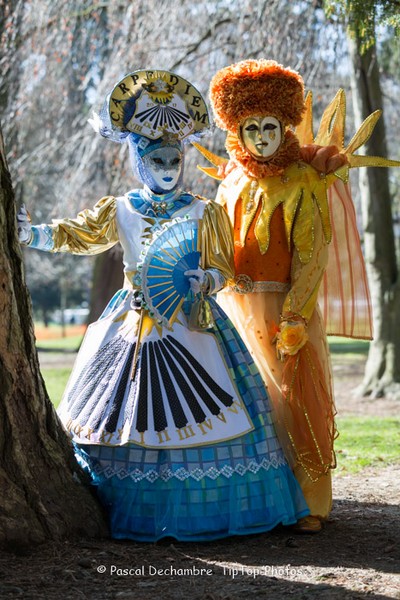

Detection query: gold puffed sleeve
(282, 207), (329, 322)
(49, 196), (119, 255)
(199, 200), (235, 282)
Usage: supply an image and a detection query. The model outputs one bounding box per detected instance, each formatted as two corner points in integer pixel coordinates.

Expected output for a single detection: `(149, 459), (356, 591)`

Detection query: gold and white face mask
(240, 116), (282, 160)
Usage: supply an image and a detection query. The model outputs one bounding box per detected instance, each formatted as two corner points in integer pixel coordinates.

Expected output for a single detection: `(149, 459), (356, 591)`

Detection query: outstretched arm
(18, 196), (119, 255)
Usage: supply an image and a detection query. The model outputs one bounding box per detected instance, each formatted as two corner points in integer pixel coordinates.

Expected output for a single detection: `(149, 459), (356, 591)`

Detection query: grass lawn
(35, 323), (85, 351)
(37, 335), (83, 352)
(328, 335), (370, 355)
(40, 368), (72, 408)
(334, 416), (400, 474)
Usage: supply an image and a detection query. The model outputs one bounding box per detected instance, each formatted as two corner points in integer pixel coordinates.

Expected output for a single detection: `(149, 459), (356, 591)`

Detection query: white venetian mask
(240, 116), (282, 160)
(142, 147), (183, 192)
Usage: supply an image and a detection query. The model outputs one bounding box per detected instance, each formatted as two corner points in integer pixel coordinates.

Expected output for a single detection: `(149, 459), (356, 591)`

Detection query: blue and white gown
(32, 187), (309, 541)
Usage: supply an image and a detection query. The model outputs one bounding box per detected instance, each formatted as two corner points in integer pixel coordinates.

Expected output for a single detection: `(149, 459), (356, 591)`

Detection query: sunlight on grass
(335, 416), (400, 474)
(328, 336), (370, 355)
(36, 335), (83, 351)
(34, 322), (85, 351)
(41, 368), (72, 408)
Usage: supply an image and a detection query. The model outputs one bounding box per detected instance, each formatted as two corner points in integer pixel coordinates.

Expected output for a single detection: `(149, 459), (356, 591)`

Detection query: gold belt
(228, 274), (290, 294)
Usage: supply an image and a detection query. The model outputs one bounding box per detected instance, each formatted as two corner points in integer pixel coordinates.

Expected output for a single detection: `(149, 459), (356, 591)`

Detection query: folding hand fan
(139, 217), (200, 327)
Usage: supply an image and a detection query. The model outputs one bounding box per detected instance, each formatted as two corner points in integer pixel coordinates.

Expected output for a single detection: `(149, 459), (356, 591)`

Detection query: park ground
(0, 326), (398, 599)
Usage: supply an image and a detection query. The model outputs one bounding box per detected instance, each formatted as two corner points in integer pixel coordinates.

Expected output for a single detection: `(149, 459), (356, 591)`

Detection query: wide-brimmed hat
(108, 69), (210, 142)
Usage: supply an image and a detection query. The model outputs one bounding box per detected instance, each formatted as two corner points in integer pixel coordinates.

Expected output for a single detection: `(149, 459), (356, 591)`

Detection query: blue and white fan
(140, 218), (200, 327)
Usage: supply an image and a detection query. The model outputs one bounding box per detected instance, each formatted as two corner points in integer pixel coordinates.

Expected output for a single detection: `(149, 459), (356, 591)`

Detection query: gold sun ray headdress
(194, 88), (400, 264)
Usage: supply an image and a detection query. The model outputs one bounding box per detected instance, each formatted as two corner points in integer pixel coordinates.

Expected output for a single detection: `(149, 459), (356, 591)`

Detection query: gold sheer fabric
(319, 180), (373, 339)
(199, 201), (235, 282)
(51, 196), (119, 254)
(218, 289), (335, 517)
(216, 205), (336, 517)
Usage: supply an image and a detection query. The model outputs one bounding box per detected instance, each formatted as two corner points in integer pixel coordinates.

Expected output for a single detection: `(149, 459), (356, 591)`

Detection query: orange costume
(196, 59), (399, 530)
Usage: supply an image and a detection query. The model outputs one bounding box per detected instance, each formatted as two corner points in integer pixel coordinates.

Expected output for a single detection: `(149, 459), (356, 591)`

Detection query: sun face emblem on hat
(141, 74), (174, 105)
(109, 69), (209, 142)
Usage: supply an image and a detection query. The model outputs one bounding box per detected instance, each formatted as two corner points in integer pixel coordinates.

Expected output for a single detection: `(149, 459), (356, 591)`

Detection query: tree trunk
(348, 36), (400, 398)
(0, 129), (108, 550)
(88, 246), (124, 324)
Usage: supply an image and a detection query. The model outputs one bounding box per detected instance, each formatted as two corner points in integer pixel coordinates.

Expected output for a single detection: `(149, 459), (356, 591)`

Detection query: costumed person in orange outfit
(195, 59), (400, 532)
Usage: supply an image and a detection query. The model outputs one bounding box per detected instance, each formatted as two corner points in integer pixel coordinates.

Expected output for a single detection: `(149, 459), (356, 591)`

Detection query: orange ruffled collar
(225, 130), (301, 179)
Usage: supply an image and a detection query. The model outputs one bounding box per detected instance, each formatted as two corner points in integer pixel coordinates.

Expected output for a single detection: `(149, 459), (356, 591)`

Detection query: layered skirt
(57, 290), (308, 541)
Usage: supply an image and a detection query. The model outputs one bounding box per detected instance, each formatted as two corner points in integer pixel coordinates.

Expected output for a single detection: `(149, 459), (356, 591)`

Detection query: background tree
(0, 127), (107, 548)
(27, 254), (91, 326)
(2, 0), (343, 322)
(2, 0), (399, 390)
(324, 0), (400, 397)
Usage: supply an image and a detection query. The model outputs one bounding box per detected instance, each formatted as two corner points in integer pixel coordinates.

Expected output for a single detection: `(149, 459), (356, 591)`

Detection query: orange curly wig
(209, 59), (305, 133)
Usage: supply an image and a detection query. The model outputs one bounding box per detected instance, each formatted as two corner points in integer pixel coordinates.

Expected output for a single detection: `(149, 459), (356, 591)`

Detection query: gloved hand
(184, 268), (207, 295)
(276, 320), (308, 356)
(17, 204), (32, 244)
(300, 144), (349, 175)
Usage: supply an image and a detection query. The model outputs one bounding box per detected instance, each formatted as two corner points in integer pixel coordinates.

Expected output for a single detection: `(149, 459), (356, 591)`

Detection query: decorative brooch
(232, 273), (254, 294)
(150, 201), (168, 216)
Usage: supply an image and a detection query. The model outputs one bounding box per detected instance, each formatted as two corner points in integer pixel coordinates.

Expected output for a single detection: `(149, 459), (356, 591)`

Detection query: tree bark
(348, 36), (400, 398)
(88, 246), (124, 324)
(0, 129), (108, 550)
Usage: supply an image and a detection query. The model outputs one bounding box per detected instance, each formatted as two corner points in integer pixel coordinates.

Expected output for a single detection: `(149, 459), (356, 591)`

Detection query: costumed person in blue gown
(17, 69), (308, 541)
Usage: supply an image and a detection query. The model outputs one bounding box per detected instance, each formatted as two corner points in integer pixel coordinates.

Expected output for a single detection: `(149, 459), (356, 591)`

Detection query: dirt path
(331, 353), (399, 417)
(1, 464), (398, 599)
(1, 353), (398, 599)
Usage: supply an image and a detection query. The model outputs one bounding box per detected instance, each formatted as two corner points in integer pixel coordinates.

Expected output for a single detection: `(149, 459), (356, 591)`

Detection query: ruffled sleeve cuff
(28, 225), (54, 251)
